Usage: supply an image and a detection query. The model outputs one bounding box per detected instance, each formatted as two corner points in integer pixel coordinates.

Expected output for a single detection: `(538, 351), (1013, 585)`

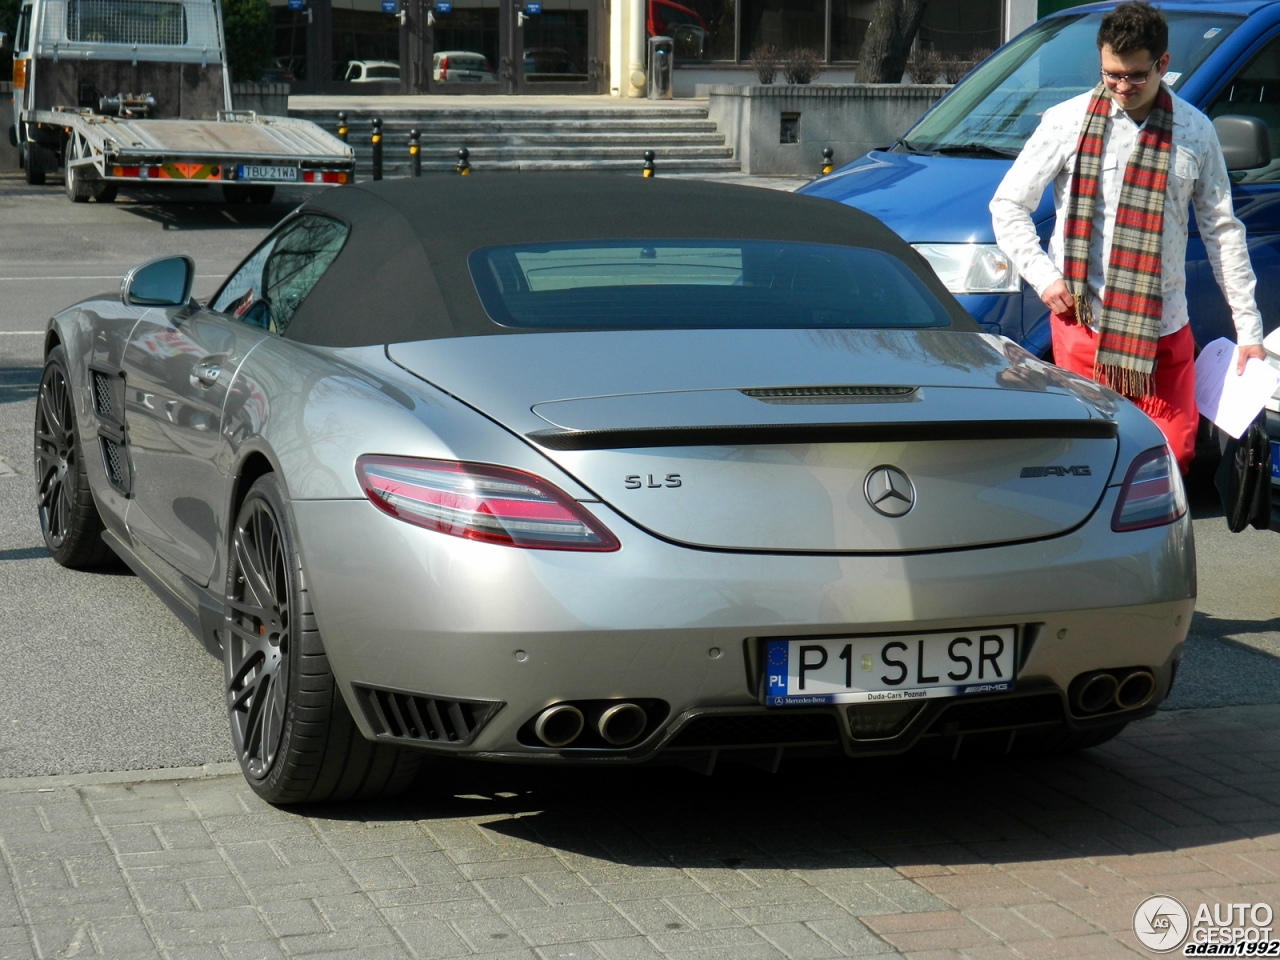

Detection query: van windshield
(903, 11), (1243, 156)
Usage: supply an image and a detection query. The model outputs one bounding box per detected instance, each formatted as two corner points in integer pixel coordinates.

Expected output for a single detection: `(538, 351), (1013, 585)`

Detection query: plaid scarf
(1061, 82), (1174, 399)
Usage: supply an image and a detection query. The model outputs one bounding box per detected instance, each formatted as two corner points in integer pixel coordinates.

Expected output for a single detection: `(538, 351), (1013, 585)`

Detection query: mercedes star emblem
(864, 465), (915, 517)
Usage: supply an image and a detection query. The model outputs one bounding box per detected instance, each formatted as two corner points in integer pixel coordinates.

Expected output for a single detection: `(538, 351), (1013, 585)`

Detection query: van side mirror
(1213, 115), (1272, 172)
(121, 255), (195, 306)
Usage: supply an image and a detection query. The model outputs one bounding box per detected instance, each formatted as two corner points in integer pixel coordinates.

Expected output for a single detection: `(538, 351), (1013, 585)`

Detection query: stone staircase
(288, 102), (739, 178)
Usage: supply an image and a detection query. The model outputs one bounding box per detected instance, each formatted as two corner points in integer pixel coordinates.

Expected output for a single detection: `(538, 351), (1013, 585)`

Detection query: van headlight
(911, 243), (1022, 294)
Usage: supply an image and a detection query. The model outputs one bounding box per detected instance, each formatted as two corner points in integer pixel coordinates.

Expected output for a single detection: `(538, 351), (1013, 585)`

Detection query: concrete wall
(230, 83), (291, 117)
(705, 82), (949, 175)
(675, 66), (861, 99)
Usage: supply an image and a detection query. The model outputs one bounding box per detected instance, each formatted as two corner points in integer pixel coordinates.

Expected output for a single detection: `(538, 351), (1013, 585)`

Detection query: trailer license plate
(764, 628), (1016, 706)
(238, 165), (299, 182)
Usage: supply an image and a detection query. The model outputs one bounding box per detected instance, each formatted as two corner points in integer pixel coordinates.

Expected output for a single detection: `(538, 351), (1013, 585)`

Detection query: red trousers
(1050, 313), (1198, 473)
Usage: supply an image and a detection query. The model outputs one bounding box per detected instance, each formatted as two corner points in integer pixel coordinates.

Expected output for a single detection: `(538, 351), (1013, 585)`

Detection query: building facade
(270, 0), (1040, 95)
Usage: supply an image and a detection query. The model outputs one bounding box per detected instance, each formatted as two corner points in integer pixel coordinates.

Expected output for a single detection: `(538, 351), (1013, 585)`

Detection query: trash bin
(647, 36), (674, 100)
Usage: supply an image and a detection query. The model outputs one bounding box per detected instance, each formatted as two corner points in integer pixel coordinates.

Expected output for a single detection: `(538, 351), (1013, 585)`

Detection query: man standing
(990, 1), (1264, 473)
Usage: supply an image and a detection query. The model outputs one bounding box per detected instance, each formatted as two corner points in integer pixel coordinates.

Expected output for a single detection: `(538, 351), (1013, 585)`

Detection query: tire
(65, 142), (93, 203)
(33, 347), (113, 568)
(224, 474), (423, 804)
(222, 184), (251, 204)
(23, 141), (47, 186)
(248, 185), (275, 204)
(92, 182), (118, 203)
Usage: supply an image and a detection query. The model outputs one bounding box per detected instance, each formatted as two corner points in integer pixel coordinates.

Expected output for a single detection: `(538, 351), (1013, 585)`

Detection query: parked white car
(433, 51), (497, 82)
(344, 60), (400, 82)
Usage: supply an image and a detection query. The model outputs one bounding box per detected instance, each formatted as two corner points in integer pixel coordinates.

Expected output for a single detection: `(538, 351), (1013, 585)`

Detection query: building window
(655, 0), (1001, 66)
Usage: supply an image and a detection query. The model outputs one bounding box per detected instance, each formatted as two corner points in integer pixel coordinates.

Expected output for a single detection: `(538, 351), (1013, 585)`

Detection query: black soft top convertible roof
(281, 173), (978, 347)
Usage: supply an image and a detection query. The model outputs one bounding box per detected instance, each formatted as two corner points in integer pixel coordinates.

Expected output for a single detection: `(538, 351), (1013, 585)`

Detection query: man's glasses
(1101, 65), (1156, 86)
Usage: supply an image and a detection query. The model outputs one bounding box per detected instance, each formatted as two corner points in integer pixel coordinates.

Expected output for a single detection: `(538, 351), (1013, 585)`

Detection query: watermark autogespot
(1133, 896), (1277, 955)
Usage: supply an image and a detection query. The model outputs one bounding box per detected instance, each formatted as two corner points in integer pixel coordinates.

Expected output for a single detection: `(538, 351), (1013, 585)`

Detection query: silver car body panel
(49, 296), (1194, 763)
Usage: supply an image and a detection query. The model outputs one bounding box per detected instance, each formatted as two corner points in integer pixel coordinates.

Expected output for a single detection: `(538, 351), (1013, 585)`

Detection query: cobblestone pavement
(4, 704), (1280, 960)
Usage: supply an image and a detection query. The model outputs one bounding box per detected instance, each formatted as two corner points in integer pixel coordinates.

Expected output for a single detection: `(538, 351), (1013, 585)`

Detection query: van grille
(354, 685), (502, 747)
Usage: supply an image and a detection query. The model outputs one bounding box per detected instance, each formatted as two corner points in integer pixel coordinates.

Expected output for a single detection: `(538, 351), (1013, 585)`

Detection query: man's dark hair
(1098, 2), (1169, 58)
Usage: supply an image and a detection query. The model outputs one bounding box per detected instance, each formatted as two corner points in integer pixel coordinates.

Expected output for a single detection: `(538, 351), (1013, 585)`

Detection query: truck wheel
(23, 142), (47, 186)
(223, 184), (250, 204)
(248, 186), (275, 205)
(92, 183), (118, 203)
(65, 158), (93, 203)
(224, 473), (423, 804)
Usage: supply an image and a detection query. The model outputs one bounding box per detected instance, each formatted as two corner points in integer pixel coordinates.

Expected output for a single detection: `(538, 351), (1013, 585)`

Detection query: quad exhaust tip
(1072, 669), (1157, 714)
(533, 704), (584, 747)
(1074, 673), (1119, 714)
(598, 703), (648, 745)
(1116, 670), (1155, 709)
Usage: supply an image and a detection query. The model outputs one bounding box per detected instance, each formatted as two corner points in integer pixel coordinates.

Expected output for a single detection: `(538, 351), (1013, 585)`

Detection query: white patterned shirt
(990, 89), (1263, 345)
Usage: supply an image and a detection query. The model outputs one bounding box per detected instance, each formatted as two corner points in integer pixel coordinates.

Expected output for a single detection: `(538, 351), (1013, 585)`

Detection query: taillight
(1111, 446), (1187, 532)
(439, 56), (449, 76)
(356, 456), (620, 551)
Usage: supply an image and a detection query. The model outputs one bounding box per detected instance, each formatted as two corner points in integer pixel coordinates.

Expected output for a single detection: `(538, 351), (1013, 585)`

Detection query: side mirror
(121, 255), (195, 306)
(1213, 115), (1272, 172)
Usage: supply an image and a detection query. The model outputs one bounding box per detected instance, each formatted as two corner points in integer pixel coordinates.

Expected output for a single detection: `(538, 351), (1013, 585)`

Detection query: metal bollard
(821, 146), (834, 176)
(371, 118), (383, 181)
(409, 129), (421, 177)
(642, 149), (655, 178)
(456, 146), (470, 176)
(337, 112), (348, 144)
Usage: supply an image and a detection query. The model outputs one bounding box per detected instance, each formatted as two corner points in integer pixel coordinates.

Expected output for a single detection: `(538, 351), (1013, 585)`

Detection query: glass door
(429, 0), (507, 90)
(513, 0), (603, 93)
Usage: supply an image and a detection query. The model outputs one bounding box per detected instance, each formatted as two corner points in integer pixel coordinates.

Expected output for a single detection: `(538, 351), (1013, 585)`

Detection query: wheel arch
(230, 448), (283, 524)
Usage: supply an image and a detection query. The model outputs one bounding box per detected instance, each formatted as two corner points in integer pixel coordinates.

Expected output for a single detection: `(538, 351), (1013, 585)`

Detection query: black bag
(1214, 413), (1274, 532)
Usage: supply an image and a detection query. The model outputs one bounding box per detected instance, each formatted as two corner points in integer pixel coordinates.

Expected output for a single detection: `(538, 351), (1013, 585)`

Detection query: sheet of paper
(1193, 337), (1280, 439)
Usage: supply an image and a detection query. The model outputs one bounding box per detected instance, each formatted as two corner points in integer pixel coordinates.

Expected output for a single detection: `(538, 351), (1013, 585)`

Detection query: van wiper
(931, 143), (1020, 158)
(892, 137), (925, 154)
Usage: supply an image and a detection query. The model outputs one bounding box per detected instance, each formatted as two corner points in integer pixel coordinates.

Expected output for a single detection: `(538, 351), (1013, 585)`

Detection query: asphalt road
(0, 174), (1278, 780)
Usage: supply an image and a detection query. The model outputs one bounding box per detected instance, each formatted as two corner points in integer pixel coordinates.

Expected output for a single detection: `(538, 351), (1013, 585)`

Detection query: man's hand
(1237, 343), (1266, 375)
(1040, 278), (1075, 316)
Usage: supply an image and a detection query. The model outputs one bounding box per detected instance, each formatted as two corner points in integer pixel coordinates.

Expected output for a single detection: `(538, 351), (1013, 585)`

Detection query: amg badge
(1020, 465), (1091, 478)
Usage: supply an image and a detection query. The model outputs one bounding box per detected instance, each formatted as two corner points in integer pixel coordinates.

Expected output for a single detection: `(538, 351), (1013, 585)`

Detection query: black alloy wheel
(224, 474), (423, 804)
(225, 486), (293, 782)
(34, 347), (111, 567)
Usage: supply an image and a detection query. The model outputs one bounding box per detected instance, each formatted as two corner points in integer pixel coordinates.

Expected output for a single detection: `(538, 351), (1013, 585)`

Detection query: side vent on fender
(354, 685), (503, 748)
(89, 367), (130, 496)
(100, 437), (128, 489)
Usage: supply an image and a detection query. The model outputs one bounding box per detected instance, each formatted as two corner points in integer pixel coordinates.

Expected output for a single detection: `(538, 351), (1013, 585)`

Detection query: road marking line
(0, 331), (44, 335)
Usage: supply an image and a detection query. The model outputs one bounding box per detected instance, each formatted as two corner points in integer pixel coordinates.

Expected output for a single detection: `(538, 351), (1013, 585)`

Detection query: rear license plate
(764, 628), (1016, 706)
(1271, 441), (1280, 481)
(237, 165), (299, 182)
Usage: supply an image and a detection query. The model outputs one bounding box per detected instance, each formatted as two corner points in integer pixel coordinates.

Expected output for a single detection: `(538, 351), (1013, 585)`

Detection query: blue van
(800, 1), (1280, 357)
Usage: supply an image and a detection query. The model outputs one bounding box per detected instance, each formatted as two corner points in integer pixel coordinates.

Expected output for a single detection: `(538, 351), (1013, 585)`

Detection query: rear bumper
(292, 488), (1194, 763)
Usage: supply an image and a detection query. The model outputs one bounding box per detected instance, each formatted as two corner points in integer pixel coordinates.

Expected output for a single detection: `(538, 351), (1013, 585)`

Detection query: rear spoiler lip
(527, 419), (1119, 451)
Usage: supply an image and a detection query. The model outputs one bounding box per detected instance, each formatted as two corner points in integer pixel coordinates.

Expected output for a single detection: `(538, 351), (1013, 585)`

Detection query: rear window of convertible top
(468, 240), (952, 330)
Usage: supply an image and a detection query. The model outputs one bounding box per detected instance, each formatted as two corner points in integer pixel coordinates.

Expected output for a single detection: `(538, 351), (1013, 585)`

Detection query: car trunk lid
(387, 330), (1117, 553)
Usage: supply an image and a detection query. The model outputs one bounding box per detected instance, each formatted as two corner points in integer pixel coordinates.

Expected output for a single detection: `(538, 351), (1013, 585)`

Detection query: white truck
(8, 0), (353, 202)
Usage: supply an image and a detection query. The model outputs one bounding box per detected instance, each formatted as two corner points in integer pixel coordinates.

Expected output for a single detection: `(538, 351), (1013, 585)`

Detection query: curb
(0, 762), (242, 793)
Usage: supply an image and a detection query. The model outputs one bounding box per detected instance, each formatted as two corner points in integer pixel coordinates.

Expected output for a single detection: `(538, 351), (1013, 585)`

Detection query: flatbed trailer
(10, 0), (353, 202)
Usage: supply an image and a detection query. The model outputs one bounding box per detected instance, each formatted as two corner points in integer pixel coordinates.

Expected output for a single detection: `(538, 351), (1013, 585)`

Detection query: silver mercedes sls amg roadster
(34, 174), (1194, 803)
